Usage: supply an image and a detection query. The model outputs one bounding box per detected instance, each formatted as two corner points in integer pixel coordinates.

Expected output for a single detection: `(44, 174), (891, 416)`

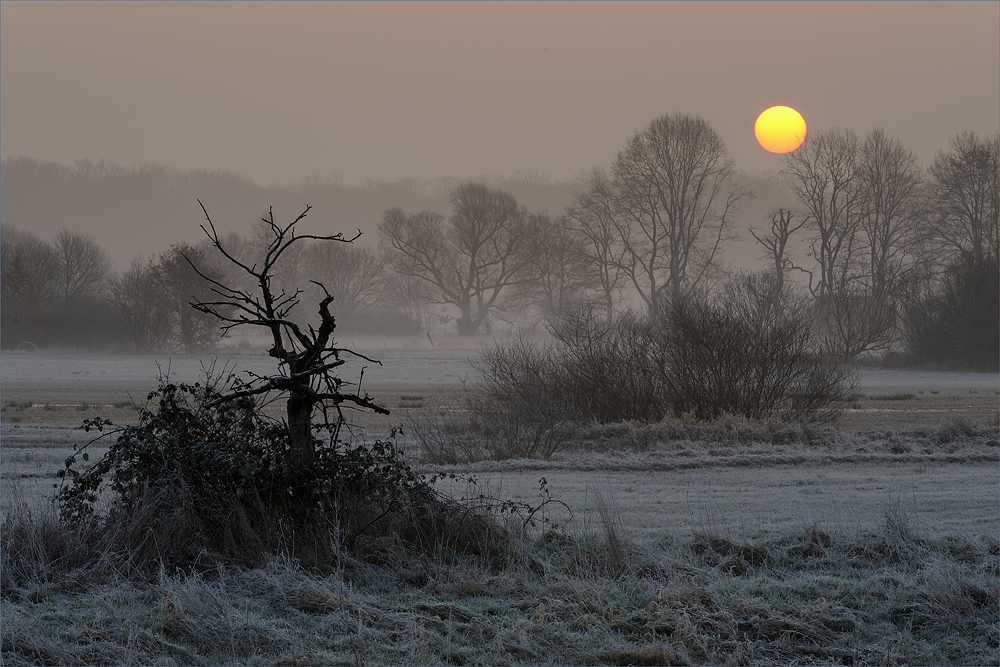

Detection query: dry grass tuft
(0, 491), (94, 597)
(601, 643), (686, 666)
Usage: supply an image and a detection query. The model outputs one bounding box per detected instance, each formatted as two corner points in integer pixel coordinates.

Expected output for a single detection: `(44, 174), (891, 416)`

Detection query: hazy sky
(2, 1), (998, 185)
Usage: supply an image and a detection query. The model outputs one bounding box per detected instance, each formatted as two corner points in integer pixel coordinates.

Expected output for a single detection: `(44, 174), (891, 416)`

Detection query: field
(2, 347), (999, 665)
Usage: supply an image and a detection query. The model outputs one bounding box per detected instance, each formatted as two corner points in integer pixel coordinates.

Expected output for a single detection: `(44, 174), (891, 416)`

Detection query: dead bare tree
(185, 202), (388, 472)
(608, 112), (746, 315)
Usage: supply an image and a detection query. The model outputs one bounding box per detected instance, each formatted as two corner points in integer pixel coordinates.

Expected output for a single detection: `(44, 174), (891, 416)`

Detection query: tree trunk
(457, 301), (478, 336)
(456, 316), (478, 336)
(286, 394), (315, 471)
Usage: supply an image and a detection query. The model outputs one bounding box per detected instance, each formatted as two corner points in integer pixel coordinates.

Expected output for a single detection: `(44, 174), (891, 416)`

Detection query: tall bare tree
(784, 128), (863, 300)
(300, 242), (386, 328)
(186, 203), (388, 472)
(749, 208), (806, 298)
(784, 128), (896, 358)
(107, 257), (173, 353)
(379, 182), (537, 336)
(607, 113), (745, 314)
(517, 212), (592, 325)
(0, 225), (60, 317)
(157, 243), (222, 353)
(382, 272), (435, 334)
(903, 131), (999, 370)
(565, 169), (629, 321)
(854, 128), (925, 351)
(52, 228), (111, 304)
(926, 130), (1000, 267)
(784, 128), (924, 357)
(856, 128), (923, 297)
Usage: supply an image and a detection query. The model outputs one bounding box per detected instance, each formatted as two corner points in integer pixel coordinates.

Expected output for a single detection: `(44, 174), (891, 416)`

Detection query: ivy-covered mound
(58, 378), (506, 570)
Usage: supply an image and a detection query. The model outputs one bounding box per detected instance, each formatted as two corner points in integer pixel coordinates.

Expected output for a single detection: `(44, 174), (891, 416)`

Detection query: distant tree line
(0, 222), (433, 351)
(2, 116), (996, 369)
(378, 115), (997, 369)
(0, 156), (581, 261)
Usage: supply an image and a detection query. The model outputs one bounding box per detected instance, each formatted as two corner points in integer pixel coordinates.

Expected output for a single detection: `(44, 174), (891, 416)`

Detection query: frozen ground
(0, 348), (479, 395)
(2, 348), (997, 394)
(427, 460), (998, 540)
(2, 349), (997, 539)
(852, 367), (999, 392)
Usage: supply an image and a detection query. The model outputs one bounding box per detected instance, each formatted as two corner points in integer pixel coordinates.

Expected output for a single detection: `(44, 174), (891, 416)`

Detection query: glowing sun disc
(755, 106), (807, 154)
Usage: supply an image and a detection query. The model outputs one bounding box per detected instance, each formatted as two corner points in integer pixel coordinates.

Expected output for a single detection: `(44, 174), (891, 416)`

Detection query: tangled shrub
(412, 314), (667, 462)
(57, 377), (505, 568)
(407, 339), (585, 462)
(650, 274), (856, 422)
(468, 335), (596, 458)
(547, 308), (669, 423)
(456, 274), (853, 457)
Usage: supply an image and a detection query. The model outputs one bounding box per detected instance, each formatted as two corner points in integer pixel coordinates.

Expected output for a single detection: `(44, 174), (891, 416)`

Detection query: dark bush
(464, 274), (852, 443)
(412, 274), (854, 462)
(905, 256), (999, 371)
(466, 335), (591, 458)
(547, 308), (669, 424)
(408, 336), (589, 463)
(651, 274), (856, 422)
(412, 308), (669, 462)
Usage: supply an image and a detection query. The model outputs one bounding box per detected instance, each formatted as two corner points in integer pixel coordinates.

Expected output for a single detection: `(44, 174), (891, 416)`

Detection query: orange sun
(754, 106), (807, 154)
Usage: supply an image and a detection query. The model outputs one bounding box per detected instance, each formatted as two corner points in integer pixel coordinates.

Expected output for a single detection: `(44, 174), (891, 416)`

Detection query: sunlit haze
(3, 1), (997, 186)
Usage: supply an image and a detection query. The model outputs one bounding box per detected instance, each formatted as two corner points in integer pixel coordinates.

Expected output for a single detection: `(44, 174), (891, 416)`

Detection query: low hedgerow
(651, 275), (856, 422)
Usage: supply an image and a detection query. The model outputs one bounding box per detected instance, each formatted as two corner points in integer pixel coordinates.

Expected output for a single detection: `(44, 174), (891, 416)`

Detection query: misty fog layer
(2, 117), (997, 373)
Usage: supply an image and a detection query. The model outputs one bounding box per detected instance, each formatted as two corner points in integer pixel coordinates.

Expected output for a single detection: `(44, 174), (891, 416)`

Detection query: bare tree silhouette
(575, 113), (746, 317)
(185, 202), (388, 472)
(379, 182), (537, 335)
(750, 208), (806, 298)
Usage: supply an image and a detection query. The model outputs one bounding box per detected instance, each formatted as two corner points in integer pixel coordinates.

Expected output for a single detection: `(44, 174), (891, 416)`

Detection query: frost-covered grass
(3, 492), (997, 666)
(2, 352), (997, 664)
